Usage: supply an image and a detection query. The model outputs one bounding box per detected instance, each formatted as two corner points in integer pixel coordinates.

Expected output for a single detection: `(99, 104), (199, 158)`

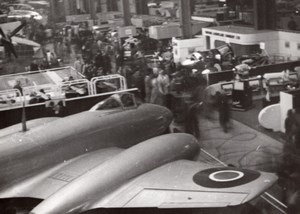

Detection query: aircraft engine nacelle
(30, 133), (200, 214)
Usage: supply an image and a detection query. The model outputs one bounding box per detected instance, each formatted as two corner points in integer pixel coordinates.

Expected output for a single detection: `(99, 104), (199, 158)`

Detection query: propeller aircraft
(0, 20), (26, 59)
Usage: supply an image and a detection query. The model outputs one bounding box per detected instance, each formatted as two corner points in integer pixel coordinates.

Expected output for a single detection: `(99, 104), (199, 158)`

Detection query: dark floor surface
(231, 99), (285, 144)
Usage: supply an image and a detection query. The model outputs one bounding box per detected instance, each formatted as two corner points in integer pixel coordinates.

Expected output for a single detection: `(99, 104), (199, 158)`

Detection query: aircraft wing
(0, 147), (124, 199)
(0, 133), (277, 213)
(90, 160), (277, 209)
(0, 157), (276, 210)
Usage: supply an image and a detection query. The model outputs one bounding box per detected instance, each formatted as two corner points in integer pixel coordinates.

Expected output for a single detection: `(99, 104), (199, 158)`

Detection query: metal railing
(0, 73), (129, 110)
(90, 74), (127, 95)
(0, 89), (22, 109)
(61, 79), (91, 96)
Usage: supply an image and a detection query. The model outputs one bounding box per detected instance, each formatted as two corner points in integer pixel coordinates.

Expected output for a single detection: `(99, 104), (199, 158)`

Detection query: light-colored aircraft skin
(30, 133), (200, 214)
(0, 132), (276, 214)
(0, 117), (59, 138)
(0, 99), (277, 214)
(0, 103), (172, 191)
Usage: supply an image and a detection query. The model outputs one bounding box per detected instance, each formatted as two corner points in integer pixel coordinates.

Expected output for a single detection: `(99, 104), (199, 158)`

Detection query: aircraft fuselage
(0, 104), (172, 189)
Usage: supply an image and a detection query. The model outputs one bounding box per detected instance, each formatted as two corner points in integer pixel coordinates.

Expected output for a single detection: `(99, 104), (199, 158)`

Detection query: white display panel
(280, 91), (293, 132)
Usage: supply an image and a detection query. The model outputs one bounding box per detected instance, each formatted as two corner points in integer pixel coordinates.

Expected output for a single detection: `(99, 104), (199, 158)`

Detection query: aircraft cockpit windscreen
(89, 93), (138, 112)
(91, 97), (121, 111)
(119, 93), (136, 108)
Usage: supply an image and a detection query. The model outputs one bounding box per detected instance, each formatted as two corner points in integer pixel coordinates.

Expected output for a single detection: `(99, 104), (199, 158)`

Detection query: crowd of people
(23, 20), (233, 140)
(50, 24), (178, 105)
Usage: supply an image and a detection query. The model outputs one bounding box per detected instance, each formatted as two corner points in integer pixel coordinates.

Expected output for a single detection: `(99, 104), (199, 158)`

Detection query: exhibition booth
(258, 89), (300, 133)
(204, 62), (300, 133)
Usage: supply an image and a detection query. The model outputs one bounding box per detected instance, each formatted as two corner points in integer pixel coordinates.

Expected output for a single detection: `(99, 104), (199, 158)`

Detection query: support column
(253, 0), (276, 30)
(136, 0), (148, 15)
(265, 0), (276, 30)
(122, 0), (131, 26)
(180, 0), (192, 39)
(50, 0), (66, 22)
(63, 0), (71, 16)
(49, 0), (56, 22)
(107, 0), (118, 11)
(89, 0), (96, 20)
(253, 0), (264, 30)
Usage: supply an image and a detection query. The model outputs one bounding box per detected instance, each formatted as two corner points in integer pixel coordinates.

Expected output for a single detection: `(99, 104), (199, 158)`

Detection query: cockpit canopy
(89, 93), (137, 111)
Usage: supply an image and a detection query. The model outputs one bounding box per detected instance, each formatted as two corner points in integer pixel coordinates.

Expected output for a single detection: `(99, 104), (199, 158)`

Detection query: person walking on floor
(285, 109), (297, 145)
(156, 68), (170, 107)
(144, 68), (153, 103)
(185, 101), (202, 139)
(150, 68), (165, 106)
(216, 91), (231, 133)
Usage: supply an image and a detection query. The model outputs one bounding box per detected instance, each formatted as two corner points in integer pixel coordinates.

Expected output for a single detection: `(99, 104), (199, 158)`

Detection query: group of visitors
(68, 27), (233, 140)
(23, 18), (232, 140)
(28, 52), (59, 71)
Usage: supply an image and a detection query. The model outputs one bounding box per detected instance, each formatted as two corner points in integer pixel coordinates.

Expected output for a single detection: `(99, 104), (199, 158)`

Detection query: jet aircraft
(0, 93), (277, 214)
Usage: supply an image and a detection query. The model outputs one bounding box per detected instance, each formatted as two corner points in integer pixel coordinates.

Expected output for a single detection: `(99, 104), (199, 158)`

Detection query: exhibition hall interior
(1, 0), (300, 213)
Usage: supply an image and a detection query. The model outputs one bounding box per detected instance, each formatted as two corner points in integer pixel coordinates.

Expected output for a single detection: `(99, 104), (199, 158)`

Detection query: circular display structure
(193, 167), (261, 188)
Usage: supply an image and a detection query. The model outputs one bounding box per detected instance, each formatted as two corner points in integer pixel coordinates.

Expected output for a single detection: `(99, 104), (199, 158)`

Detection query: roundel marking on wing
(192, 167), (261, 188)
(209, 170), (244, 182)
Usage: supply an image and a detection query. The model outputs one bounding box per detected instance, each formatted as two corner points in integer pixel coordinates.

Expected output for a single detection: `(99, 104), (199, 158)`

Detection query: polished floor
(195, 103), (287, 213)
(199, 110), (283, 173)
(169, 100), (287, 213)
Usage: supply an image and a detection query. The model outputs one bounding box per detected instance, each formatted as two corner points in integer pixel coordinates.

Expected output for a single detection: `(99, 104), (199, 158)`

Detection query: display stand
(172, 37), (205, 64)
(231, 80), (254, 111)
